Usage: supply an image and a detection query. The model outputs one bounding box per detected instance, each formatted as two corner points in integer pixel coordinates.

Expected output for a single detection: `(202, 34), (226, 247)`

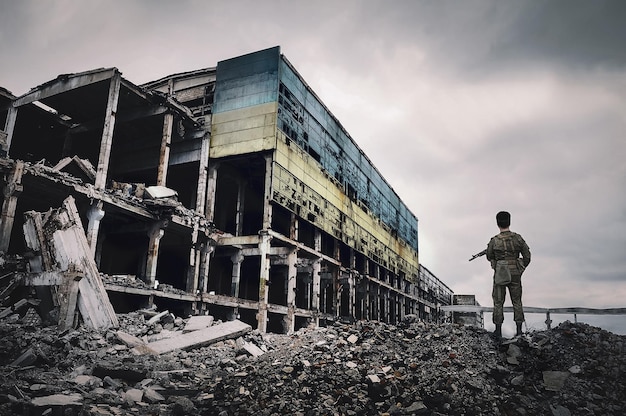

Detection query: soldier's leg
(492, 283), (506, 324)
(509, 276), (524, 324)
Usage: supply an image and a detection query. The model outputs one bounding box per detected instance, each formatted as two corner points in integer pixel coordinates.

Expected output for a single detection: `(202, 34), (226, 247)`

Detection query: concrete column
(3, 106), (17, 153)
(0, 161), (24, 253)
(285, 248), (297, 334)
(290, 213), (298, 240)
(365, 282), (371, 320)
(262, 154), (273, 230)
(186, 225), (201, 293)
(85, 200), (104, 258)
(349, 273), (356, 320)
(235, 180), (246, 236)
(257, 231), (271, 332)
(312, 259), (321, 327)
(205, 163), (219, 222)
(230, 250), (244, 320)
(146, 221), (167, 288)
(200, 243), (215, 294)
(95, 72), (121, 191)
(335, 272), (342, 319)
(230, 251), (244, 298)
(156, 113), (173, 187)
(195, 133), (210, 215)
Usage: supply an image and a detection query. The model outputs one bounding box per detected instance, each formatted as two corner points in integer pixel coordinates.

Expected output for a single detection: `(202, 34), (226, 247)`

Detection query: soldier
(486, 211), (531, 338)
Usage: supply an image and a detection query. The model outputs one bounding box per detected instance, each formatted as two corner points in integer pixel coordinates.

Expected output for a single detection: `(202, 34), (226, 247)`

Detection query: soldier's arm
(486, 238), (496, 268)
(518, 235), (531, 267)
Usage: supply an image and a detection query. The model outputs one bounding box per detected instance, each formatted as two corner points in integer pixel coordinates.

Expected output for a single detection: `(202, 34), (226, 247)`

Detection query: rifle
(468, 249), (486, 262)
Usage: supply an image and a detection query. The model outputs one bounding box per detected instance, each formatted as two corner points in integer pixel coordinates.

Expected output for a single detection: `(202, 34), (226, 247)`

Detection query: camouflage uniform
(486, 231), (531, 324)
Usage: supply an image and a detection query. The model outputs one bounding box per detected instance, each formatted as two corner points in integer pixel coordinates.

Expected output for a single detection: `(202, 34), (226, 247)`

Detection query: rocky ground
(0, 310), (624, 416)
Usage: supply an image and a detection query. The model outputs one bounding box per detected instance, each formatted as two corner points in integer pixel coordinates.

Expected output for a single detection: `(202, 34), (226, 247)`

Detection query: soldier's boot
(493, 324), (502, 339)
(516, 322), (523, 336)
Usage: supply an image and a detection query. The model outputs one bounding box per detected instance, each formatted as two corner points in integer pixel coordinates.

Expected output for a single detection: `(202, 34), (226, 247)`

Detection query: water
(483, 312), (626, 338)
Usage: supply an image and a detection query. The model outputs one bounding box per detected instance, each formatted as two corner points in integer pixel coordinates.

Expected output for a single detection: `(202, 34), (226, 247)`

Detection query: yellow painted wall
(210, 102), (278, 159)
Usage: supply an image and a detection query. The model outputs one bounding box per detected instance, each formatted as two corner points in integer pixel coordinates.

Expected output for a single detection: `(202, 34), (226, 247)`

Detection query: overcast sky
(2, 1), (625, 332)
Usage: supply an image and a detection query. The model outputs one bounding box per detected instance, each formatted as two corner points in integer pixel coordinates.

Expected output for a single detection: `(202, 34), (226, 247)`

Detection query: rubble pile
(0, 312), (624, 416)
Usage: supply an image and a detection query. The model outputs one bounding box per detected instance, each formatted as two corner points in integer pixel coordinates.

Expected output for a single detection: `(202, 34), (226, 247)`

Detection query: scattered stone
(550, 404), (572, 416)
(123, 388), (144, 404)
(0, 315), (624, 415)
(183, 315), (214, 333)
(116, 330), (146, 348)
(9, 348), (37, 367)
(31, 393), (82, 407)
(568, 364), (581, 374)
(543, 371), (570, 391)
(143, 387), (165, 403)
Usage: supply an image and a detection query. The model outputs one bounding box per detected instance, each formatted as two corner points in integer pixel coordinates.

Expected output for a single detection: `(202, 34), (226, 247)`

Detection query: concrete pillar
(349, 273), (356, 320)
(95, 72), (121, 191)
(290, 212), (298, 240)
(372, 283), (382, 321)
(200, 243), (215, 294)
(195, 133), (210, 215)
(285, 248), (297, 334)
(312, 259), (321, 327)
(230, 250), (244, 320)
(257, 231), (271, 332)
(235, 180), (246, 236)
(156, 113), (173, 187)
(145, 221), (167, 288)
(186, 225), (201, 294)
(365, 282), (371, 320)
(262, 154), (273, 229)
(0, 161), (24, 253)
(3, 106), (17, 153)
(85, 200), (104, 258)
(230, 251), (244, 298)
(205, 163), (218, 222)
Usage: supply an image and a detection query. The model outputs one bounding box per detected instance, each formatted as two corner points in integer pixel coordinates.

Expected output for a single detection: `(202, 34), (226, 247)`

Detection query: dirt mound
(0, 313), (624, 415)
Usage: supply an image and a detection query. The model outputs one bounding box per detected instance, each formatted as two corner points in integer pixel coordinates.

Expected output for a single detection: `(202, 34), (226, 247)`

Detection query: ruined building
(0, 46), (452, 333)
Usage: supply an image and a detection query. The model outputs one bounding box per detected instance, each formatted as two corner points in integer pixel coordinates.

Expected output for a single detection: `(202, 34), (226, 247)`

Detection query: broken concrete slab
(52, 155), (96, 182)
(116, 331), (146, 348)
(143, 387), (165, 403)
(122, 388), (143, 404)
(10, 348), (37, 367)
(147, 309), (170, 325)
(31, 393), (83, 407)
(22, 196), (118, 329)
(241, 340), (264, 357)
(543, 371), (570, 391)
(144, 185), (178, 199)
(0, 298), (27, 319)
(133, 319), (251, 355)
(183, 315), (214, 333)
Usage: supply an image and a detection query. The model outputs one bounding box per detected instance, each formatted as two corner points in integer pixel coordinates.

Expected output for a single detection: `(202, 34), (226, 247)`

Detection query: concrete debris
(133, 319), (252, 355)
(22, 196), (118, 329)
(30, 393), (83, 407)
(144, 185), (178, 200)
(543, 371), (570, 392)
(52, 155), (96, 182)
(182, 315), (214, 333)
(0, 316), (624, 415)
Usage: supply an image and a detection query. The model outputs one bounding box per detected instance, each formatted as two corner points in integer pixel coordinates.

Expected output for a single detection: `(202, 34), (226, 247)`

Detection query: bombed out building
(0, 46), (452, 333)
